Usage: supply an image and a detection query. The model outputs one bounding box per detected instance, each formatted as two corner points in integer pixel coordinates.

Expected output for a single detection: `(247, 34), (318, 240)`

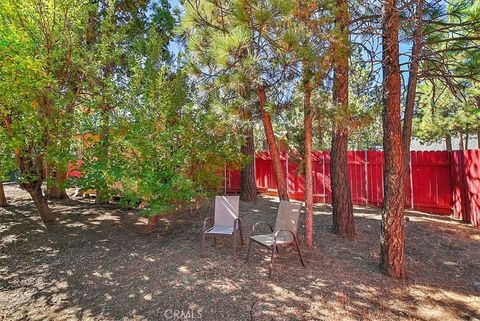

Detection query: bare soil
(0, 184), (479, 321)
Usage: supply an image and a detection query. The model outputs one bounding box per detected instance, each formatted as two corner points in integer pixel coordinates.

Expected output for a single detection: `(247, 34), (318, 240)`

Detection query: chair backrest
(274, 201), (303, 235)
(214, 196), (240, 226)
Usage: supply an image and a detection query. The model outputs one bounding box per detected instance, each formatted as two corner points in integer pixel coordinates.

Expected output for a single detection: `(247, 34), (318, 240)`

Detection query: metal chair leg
(233, 231), (237, 256)
(239, 223), (244, 245)
(269, 245), (276, 278)
(294, 237), (305, 267)
(201, 232), (205, 256)
(246, 240), (253, 262)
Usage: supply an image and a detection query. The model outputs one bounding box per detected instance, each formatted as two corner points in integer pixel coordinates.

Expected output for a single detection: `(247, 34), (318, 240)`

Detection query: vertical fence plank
(364, 150), (369, 205)
(452, 150), (480, 226)
(466, 150), (480, 227)
(409, 151), (414, 209)
(322, 152), (326, 204)
(225, 149), (477, 226)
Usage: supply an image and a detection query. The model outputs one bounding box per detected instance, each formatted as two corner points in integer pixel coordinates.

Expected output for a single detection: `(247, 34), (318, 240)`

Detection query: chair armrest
(273, 230), (296, 244)
(251, 221), (274, 235)
(203, 216), (214, 232)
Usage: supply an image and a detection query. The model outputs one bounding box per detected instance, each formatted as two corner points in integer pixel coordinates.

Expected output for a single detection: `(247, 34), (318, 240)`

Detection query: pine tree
(380, 0), (406, 279)
(331, 0), (355, 238)
(181, 0), (294, 201)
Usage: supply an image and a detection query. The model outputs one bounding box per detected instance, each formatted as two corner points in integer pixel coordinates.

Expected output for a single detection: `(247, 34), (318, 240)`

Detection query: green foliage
(411, 0), (480, 144)
(346, 53), (383, 150)
(1, 0), (478, 221)
(0, 0), (240, 217)
(414, 80), (479, 143)
(69, 1), (240, 216)
(116, 68), (240, 217)
(0, 0), (86, 188)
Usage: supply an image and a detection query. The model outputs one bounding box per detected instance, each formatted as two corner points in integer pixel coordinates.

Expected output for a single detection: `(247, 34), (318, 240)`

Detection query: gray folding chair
(201, 196), (244, 255)
(246, 200), (305, 277)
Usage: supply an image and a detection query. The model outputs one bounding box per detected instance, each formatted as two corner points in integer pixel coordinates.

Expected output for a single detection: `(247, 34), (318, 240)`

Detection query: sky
(167, 0), (183, 57)
(169, 0), (182, 8)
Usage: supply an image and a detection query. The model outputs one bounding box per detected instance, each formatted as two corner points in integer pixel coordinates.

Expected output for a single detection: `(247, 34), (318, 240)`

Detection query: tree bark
(0, 182), (7, 207)
(240, 125), (257, 202)
(380, 0), (406, 279)
(402, 0), (423, 185)
(47, 169), (69, 199)
(304, 80), (314, 248)
(477, 126), (480, 149)
(331, 0), (355, 238)
(445, 134), (452, 151)
(465, 132), (469, 150)
(476, 96), (480, 149)
(147, 215), (159, 230)
(4, 114), (55, 223)
(257, 86), (289, 201)
(96, 108), (110, 205)
(27, 184), (56, 225)
(331, 127), (355, 237)
(459, 131), (464, 150)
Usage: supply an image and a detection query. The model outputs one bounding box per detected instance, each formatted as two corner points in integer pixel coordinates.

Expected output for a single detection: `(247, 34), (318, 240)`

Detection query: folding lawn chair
(246, 200), (305, 277)
(201, 196), (244, 256)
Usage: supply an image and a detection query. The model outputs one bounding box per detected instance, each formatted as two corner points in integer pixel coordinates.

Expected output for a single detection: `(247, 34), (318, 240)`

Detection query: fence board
(221, 149), (479, 226)
(452, 150), (480, 226)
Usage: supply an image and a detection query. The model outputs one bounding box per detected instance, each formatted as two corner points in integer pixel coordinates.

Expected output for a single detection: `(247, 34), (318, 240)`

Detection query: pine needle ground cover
(1, 185), (478, 320)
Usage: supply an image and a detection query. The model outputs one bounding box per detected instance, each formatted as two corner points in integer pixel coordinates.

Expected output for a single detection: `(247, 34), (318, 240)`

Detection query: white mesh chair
(201, 196), (244, 255)
(246, 201), (305, 277)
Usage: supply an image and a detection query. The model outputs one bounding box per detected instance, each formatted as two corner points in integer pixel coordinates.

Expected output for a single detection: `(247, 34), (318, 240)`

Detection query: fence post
(313, 153), (316, 202)
(224, 163), (227, 194)
(254, 152), (257, 190)
(409, 152), (414, 209)
(285, 151), (289, 194)
(322, 153), (326, 204)
(364, 150), (369, 206)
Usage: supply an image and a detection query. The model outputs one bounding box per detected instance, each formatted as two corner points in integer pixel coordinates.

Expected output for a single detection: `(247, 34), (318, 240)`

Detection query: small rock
(474, 282), (480, 292)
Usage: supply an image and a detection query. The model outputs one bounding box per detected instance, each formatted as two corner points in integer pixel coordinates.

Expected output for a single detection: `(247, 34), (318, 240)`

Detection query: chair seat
(250, 232), (294, 246)
(205, 225), (235, 235)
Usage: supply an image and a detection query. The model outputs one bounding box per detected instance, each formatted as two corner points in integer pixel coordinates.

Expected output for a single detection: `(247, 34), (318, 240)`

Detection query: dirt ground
(0, 184), (479, 321)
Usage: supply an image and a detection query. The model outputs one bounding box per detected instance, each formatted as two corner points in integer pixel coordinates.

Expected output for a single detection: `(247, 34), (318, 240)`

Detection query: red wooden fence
(451, 150), (480, 227)
(224, 150), (480, 227)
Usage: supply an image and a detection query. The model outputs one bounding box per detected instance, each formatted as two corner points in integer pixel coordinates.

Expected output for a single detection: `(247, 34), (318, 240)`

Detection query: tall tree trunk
(331, 127), (355, 237)
(402, 0), (423, 185)
(304, 79), (314, 248)
(47, 168), (69, 199)
(0, 182), (7, 207)
(459, 131), (464, 150)
(331, 0), (355, 238)
(21, 161), (56, 225)
(445, 134), (452, 151)
(4, 114), (55, 223)
(240, 125), (257, 202)
(465, 132), (469, 150)
(46, 166), (54, 195)
(27, 184), (56, 224)
(257, 86), (289, 201)
(96, 108), (110, 205)
(55, 170), (69, 198)
(476, 96), (480, 149)
(380, 0), (406, 279)
(477, 126), (480, 149)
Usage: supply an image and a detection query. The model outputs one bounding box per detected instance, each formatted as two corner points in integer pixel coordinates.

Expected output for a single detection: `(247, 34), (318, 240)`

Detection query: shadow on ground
(0, 185), (479, 321)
